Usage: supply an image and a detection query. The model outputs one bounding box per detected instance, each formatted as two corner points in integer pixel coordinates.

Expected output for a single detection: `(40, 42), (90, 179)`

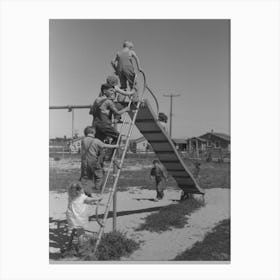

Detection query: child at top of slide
(111, 41), (141, 102)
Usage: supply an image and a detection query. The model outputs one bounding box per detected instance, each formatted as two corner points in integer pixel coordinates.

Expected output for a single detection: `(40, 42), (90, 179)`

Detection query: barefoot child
(150, 160), (168, 201)
(65, 181), (102, 254)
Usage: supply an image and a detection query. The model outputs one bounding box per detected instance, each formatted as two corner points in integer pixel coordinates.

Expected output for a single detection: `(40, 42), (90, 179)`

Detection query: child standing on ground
(65, 181), (102, 254)
(111, 41), (141, 102)
(150, 160), (168, 201)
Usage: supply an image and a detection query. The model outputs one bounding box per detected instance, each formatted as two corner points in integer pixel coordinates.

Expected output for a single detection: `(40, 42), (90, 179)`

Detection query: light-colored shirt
(66, 193), (89, 229)
(159, 121), (168, 132)
(116, 48), (134, 72)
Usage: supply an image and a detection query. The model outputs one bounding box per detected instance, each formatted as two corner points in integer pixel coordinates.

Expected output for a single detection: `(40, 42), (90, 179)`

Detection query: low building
(172, 138), (187, 151)
(130, 136), (150, 153)
(69, 138), (82, 153)
(199, 131), (230, 151)
(186, 130), (230, 159)
(186, 137), (207, 155)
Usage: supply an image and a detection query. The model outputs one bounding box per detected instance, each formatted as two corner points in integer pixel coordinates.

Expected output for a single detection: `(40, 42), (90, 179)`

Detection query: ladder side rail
(137, 69), (159, 116)
(99, 72), (139, 195)
(92, 104), (142, 255)
(95, 98), (134, 226)
(99, 97), (134, 195)
(92, 82), (147, 255)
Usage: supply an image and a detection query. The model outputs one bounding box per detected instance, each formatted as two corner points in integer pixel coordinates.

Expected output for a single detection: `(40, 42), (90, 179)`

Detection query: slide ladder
(92, 75), (146, 255)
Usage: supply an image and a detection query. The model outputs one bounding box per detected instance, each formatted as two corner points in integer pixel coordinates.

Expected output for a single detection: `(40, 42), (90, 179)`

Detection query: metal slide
(132, 99), (205, 195)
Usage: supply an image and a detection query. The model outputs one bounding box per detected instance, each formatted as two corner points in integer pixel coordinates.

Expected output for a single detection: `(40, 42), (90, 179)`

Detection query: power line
(163, 94), (180, 138)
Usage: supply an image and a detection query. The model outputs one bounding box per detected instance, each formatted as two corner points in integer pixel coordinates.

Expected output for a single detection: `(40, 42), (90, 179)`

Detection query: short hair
(106, 75), (118, 86)
(68, 181), (83, 199)
(153, 159), (160, 165)
(158, 112), (168, 122)
(123, 40), (134, 49)
(84, 126), (95, 136)
(101, 83), (114, 94)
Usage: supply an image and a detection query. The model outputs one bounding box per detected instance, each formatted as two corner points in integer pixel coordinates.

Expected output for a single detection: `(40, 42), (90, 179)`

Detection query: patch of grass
(62, 231), (139, 261)
(174, 219), (230, 261)
(49, 168), (79, 191)
(49, 156), (230, 192)
(136, 198), (204, 232)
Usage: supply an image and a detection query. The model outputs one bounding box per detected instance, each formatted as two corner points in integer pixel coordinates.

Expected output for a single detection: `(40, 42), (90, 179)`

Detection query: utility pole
(67, 107), (75, 139)
(163, 94), (180, 138)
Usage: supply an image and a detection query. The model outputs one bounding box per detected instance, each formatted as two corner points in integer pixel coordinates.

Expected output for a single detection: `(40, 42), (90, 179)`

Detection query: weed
(62, 231), (139, 261)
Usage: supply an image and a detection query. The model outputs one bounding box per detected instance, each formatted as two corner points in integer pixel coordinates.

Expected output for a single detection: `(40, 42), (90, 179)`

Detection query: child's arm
(130, 50), (142, 71)
(150, 168), (154, 180)
(103, 143), (119, 149)
(113, 105), (130, 115)
(111, 53), (119, 73)
(108, 100), (130, 115)
(159, 165), (168, 180)
(84, 195), (102, 205)
(115, 86), (135, 97)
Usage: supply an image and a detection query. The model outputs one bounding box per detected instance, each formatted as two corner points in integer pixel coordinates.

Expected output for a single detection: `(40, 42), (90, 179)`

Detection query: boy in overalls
(80, 126), (119, 193)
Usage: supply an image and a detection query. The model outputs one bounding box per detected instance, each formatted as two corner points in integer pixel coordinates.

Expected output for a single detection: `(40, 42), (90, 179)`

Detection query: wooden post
(196, 139), (199, 158)
(71, 109), (74, 139)
(112, 121), (118, 231)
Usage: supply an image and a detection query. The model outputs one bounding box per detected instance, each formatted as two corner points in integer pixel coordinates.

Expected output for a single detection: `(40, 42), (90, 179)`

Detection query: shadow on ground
(49, 204), (166, 260)
(49, 223), (69, 260)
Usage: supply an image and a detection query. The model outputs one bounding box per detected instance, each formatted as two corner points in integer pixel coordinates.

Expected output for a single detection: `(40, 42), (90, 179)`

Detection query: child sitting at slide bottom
(63, 181), (102, 256)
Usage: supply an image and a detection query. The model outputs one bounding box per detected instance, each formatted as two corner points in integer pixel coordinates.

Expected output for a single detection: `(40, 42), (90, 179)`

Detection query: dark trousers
(80, 160), (105, 192)
(155, 178), (165, 199)
(93, 120), (119, 143)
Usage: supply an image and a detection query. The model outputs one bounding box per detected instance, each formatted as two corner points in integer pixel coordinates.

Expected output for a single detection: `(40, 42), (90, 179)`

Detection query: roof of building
(172, 138), (187, 144)
(199, 132), (230, 142)
(186, 137), (207, 142)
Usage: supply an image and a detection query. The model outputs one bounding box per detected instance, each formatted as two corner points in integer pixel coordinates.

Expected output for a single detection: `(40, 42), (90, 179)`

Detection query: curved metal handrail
(137, 69), (159, 116)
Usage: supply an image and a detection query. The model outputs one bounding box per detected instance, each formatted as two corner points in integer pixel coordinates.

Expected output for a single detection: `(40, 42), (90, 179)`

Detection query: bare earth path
(49, 188), (230, 261)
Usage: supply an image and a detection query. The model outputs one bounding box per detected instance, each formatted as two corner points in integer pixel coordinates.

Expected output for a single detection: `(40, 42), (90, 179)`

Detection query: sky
(49, 19), (230, 139)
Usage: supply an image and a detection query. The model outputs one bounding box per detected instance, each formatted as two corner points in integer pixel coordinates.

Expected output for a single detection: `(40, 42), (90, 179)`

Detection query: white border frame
(1, 0), (279, 280)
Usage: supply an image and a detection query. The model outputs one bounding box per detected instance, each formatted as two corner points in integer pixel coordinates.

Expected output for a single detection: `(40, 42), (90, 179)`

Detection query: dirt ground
(49, 156), (230, 261)
(49, 188), (230, 261)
